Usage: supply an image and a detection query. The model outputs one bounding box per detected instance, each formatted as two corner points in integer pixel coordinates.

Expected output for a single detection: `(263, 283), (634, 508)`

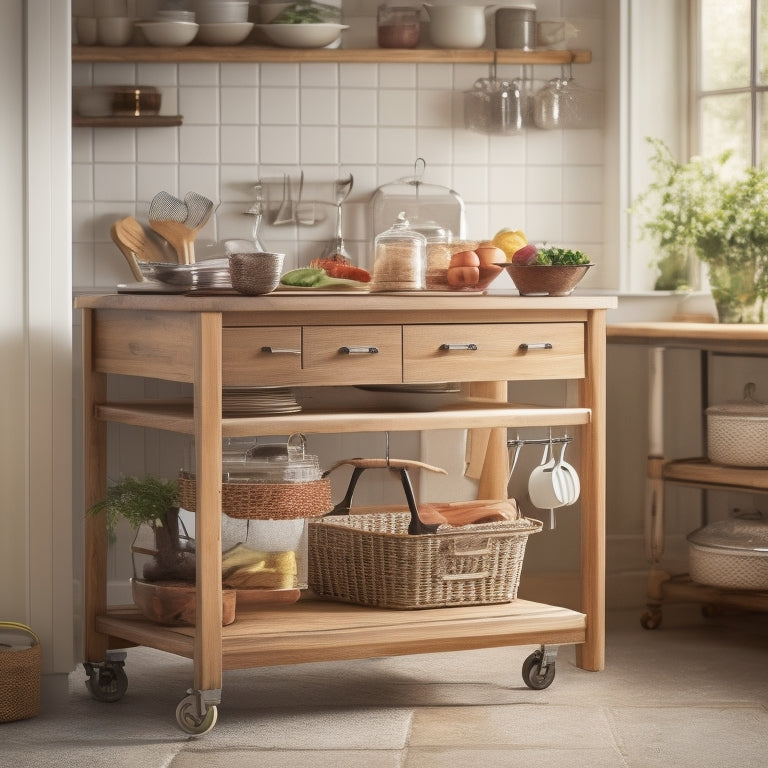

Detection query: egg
(475, 240), (506, 266)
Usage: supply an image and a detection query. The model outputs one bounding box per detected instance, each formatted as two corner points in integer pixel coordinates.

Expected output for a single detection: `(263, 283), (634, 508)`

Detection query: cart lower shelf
(95, 597), (586, 668)
(641, 571), (768, 629)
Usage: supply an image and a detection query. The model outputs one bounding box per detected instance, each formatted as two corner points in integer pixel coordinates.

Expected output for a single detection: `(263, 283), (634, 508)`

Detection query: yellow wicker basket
(0, 622), (41, 723)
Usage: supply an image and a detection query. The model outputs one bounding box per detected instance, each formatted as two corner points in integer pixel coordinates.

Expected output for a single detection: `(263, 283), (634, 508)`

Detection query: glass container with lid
(371, 212), (427, 292)
(377, 5), (421, 48)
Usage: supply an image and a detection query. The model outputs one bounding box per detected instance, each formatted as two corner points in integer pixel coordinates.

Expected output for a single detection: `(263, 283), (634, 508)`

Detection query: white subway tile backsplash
(179, 125), (219, 164)
(339, 63), (378, 88)
(378, 63), (417, 89)
(179, 86), (220, 124)
(136, 163), (178, 203)
(416, 89), (452, 128)
(136, 63), (178, 87)
(221, 125), (258, 165)
(378, 89), (417, 126)
(527, 203), (564, 243)
(378, 127), (418, 165)
(301, 88), (339, 126)
(221, 87), (259, 125)
(221, 63), (260, 87)
(300, 62), (339, 88)
(525, 164), (563, 202)
(137, 127), (178, 164)
(300, 126), (339, 165)
(94, 162), (136, 202)
(259, 125), (300, 165)
(339, 126), (377, 164)
(72, 163), (94, 202)
(93, 128), (136, 162)
(260, 87), (300, 125)
(74, 19), (608, 289)
(417, 64), (455, 90)
(178, 63), (220, 87)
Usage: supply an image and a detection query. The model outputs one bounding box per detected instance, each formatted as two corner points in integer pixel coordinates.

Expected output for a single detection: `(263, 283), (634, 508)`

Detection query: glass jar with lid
(377, 5), (421, 48)
(370, 212), (427, 292)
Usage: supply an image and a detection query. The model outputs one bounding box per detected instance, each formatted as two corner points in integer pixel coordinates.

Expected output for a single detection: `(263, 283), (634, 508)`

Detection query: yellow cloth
(221, 543), (297, 589)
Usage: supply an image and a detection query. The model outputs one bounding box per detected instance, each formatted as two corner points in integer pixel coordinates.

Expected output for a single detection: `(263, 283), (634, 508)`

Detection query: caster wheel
(640, 609), (662, 630)
(85, 663), (128, 702)
(522, 650), (556, 690)
(176, 696), (218, 735)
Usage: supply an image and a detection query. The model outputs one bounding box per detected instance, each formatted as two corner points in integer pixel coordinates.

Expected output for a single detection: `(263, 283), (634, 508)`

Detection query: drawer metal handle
(439, 343), (478, 351)
(260, 346), (301, 355)
(519, 342), (553, 351)
(339, 346), (379, 355)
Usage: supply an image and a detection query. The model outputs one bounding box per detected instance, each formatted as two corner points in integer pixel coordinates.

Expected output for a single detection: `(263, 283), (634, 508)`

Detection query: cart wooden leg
(82, 308), (110, 665)
(192, 312), (223, 698)
(576, 309), (606, 672)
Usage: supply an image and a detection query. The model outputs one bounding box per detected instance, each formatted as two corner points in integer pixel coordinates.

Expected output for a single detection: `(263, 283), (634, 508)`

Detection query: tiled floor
(3, 606), (768, 768)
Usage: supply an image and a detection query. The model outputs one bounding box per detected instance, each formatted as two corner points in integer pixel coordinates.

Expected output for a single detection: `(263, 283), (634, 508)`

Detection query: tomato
(447, 265), (480, 287)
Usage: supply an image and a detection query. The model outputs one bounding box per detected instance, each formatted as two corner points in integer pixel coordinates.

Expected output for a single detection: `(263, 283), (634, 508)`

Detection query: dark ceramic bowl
(501, 263), (593, 296)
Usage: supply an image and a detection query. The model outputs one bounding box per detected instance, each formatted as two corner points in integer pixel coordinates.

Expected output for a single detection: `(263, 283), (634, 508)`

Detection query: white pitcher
(423, 3), (488, 49)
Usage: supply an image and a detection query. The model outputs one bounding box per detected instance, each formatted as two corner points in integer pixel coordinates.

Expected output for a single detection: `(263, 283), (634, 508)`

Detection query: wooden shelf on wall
(72, 114), (183, 128)
(72, 44), (592, 65)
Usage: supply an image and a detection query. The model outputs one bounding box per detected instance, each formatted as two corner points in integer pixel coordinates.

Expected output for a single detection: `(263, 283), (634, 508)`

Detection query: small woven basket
(178, 473), (332, 520)
(309, 509), (541, 609)
(0, 622), (41, 723)
(228, 251), (284, 295)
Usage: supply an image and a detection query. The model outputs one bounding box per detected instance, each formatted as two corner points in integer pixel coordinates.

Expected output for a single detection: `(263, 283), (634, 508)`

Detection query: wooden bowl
(131, 579), (236, 627)
(501, 264), (593, 296)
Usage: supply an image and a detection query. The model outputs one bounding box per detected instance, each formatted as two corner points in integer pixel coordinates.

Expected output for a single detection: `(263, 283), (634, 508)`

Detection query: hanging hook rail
(507, 435), (574, 448)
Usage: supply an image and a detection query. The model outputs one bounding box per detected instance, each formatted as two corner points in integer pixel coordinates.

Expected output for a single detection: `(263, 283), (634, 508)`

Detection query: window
(696, 0), (768, 167)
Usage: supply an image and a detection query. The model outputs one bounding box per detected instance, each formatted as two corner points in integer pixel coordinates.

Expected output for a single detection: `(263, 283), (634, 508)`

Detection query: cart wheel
(85, 662), (128, 702)
(640, 608), (662, 630)
(522, 650), (556, 690)
(176, 695), (218, 735)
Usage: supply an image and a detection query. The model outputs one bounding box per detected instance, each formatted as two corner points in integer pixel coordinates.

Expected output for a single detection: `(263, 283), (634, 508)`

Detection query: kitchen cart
(75, 292), (616, 733)
(607, 322), (768, 629)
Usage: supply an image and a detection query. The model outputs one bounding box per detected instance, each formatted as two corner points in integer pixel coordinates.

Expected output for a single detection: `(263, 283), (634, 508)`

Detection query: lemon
(492, 229), (528, 261)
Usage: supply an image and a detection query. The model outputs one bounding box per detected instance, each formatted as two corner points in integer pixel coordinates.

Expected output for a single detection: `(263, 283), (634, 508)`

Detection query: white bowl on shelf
(197, 21), (254, 45)
(136, 21), (199, 46)
(256, 23), (348, 49)
(196, 1), (250, 24)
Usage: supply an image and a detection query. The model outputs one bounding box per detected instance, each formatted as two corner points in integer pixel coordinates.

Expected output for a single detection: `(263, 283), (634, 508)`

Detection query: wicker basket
(309, 508), (541, 609)
(0, 622), (41, 723)
(228, 251), (284, 295)
(178, 473), (332, 520)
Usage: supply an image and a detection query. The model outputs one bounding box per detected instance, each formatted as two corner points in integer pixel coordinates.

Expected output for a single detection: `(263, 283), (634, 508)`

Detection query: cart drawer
(222, 326), (302, 386)
(402, 323), (585, 383)
(302, 325), (402, 385)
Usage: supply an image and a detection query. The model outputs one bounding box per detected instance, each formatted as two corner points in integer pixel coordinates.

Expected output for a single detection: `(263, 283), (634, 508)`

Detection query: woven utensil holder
(178, 474), (332, 520)
(0, 622), (41, 723)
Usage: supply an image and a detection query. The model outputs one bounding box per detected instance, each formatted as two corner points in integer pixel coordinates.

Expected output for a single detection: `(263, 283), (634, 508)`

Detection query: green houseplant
(88, 475), (194, 582)
(632, 137), (768, 323)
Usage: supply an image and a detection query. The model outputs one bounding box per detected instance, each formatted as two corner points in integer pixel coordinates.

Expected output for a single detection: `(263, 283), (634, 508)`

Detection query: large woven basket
(178, 473), (332, 520)
(309, 508), (541, 609)
(0, 622), (41, 723)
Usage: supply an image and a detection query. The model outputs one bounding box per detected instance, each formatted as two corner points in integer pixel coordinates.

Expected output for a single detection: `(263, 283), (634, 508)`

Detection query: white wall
(0, 0), (75, 687)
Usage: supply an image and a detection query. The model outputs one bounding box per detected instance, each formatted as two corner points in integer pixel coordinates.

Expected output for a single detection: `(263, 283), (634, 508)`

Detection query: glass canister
(377, 4), (421, 48)
(370, 212), (427, 292)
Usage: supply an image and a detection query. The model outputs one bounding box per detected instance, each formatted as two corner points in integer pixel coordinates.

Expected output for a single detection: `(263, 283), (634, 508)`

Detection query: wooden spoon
(115, 217), (167, 263)
(109, 222), (145, 282)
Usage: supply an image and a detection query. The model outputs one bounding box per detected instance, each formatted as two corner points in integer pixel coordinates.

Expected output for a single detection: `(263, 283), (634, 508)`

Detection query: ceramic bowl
(136, 21), (199, 47)
(501, 263), (593, 296)
(256, 23), (348, 48)
(197, 21), (254, 45)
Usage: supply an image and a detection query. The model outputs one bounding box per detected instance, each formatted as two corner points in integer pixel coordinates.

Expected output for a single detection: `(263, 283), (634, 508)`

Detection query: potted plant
(88, 475), (195, 582)
(632, 137), (768, 322)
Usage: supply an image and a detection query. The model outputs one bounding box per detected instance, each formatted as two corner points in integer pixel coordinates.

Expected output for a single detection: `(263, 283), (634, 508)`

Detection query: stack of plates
(222, 386), (301, 417)
(140, 259), (233, 291)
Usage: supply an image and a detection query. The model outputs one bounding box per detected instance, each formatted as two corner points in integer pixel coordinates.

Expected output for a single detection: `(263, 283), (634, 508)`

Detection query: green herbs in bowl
(501, 245), (593, 296)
